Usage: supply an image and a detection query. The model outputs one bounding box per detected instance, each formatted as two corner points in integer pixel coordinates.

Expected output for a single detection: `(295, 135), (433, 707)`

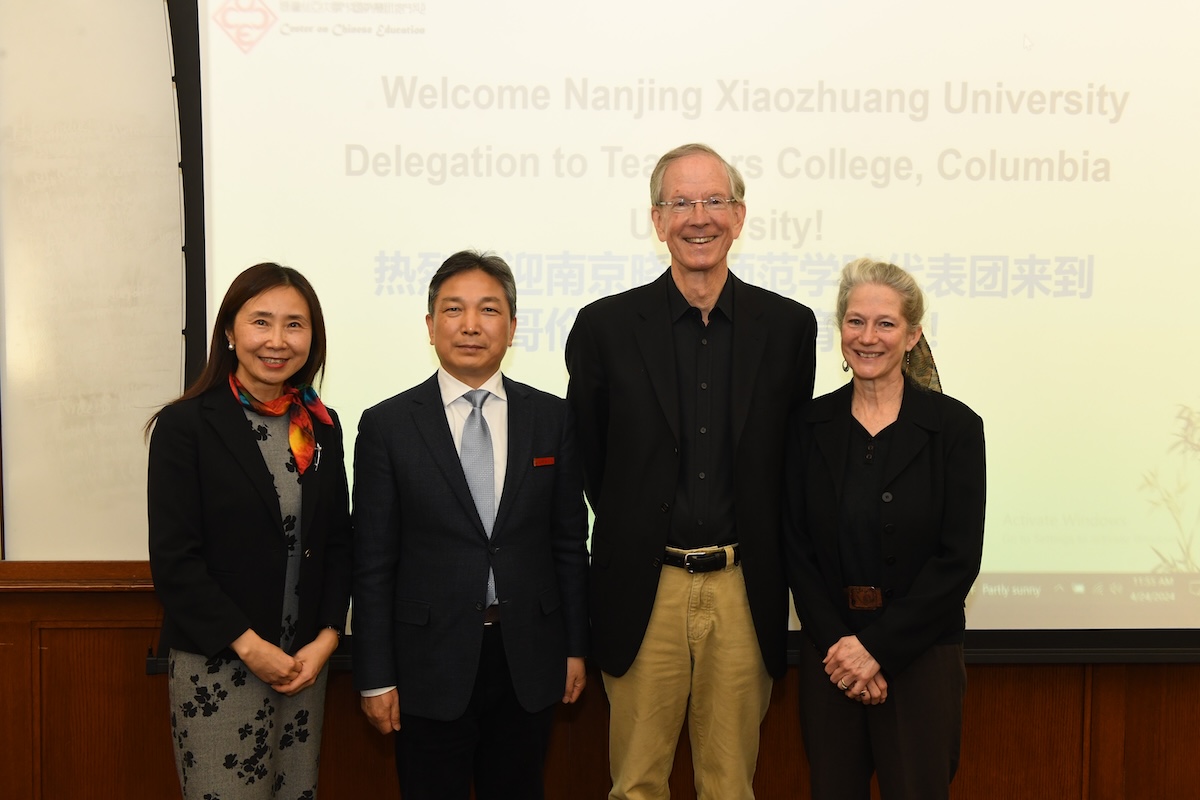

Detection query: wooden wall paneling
(5, 563), (1200, 800)
(39, 623), (177, 799)
(1088, 664), (1127, 800)
(754, 671), (808, 797)
(1120, 663), (1200, 800)
(0, 562), (172, 800)
(543, 667), (613, 799)
(951, 664), (1088, 800)
(317, 670), (400, 798)
(0, 620), (34, 800)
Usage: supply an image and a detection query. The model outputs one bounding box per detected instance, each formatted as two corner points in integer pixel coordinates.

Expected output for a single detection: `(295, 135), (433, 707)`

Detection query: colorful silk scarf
(228, 373), (333, 474)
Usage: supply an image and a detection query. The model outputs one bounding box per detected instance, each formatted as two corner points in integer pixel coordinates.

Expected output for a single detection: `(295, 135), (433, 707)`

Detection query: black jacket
(784, 379), (986, 675)
(148, 384), (352, 658)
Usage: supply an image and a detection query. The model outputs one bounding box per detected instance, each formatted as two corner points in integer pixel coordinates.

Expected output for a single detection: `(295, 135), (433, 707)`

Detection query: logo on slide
(213, 0), (278, 54)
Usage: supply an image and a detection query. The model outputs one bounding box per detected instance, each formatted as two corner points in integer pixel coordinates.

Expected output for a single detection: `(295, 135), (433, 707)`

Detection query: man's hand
(361, 689), (401, 734)
(563, 657), (586, 703)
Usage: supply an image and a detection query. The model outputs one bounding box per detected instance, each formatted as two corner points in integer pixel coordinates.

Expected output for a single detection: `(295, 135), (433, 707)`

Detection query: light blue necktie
(460, 389), (496, 606)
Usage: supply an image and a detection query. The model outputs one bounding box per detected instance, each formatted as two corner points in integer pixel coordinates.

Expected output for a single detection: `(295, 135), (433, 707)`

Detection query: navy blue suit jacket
(351, 374), (589, 720)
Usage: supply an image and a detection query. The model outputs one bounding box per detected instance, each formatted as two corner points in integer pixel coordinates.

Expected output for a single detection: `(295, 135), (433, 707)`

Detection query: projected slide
(198, 0), (1200, 629)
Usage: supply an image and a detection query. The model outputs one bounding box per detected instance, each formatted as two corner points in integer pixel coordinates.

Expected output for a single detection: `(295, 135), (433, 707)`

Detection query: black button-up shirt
(667, 276), (736, 549)
(840, 419), (891, 588)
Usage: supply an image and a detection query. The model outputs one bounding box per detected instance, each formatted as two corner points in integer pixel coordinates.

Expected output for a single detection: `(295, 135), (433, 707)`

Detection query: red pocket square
(533, 456), (555, 467)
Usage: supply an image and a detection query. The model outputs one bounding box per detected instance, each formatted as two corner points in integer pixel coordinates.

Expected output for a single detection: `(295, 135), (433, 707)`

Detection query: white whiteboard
(0, 0), (183, 559)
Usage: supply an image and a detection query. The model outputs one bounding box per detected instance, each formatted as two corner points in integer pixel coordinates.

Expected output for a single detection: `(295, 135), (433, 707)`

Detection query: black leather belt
(663, 545), (740, 574)
(483, 605), (501, 626)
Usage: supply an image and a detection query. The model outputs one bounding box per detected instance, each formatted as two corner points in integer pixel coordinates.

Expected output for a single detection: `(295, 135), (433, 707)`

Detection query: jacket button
(303, 548), (313, 558)
(660, 503), (670, 513)
(652, 558), (661, 568)
(883, 524), (895, 534)
(475, 602), (484, 611)
(884, 589), (894, 598)
(885, 556), (897, 565)
(881, 492), (893, 503)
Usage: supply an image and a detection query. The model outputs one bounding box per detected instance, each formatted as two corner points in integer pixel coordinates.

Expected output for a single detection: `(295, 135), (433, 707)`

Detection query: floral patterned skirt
(168, 649), (328, 800)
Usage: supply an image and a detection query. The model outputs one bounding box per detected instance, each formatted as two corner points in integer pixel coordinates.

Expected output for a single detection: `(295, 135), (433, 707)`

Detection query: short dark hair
(427, 250), (518, 317)
(146, 262), (327, 435)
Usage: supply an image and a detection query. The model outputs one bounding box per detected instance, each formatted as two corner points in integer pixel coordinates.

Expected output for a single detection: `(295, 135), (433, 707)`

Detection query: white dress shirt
(436, 367), (508, 503)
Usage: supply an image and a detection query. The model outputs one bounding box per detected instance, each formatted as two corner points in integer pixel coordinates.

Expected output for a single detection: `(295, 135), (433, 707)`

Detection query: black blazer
(565, 269), (817, 678)
(351, 374), (589, 721)
(783, 379), (986, 675)
(148, 384), (353, 659)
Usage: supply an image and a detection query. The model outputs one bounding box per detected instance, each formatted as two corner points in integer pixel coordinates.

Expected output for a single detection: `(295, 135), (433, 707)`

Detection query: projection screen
(196, 0), (1200, 633)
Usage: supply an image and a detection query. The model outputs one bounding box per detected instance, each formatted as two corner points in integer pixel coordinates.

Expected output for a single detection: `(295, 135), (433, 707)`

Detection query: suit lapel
(809, 383), (854, 506)
(632, 272), (680, 444)
(882, 383), (939, 487)
(410, 374), (491, 539)
(202, 387), (283, 531)
(730, 274), (768, 453)
(493, 377), (531, 537)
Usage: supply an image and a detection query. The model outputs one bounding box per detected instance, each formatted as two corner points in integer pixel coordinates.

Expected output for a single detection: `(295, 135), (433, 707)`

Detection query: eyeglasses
(654, 196), (740, 214)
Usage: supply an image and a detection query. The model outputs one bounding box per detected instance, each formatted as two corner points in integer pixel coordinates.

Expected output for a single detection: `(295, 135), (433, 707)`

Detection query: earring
(905, 350), (911, 368)
(227, 341), (235, 351)
(841, 360), (849, 372)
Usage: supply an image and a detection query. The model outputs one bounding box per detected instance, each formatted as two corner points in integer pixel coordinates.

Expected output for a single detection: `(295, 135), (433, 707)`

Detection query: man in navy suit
(566, 144), (817, 799)
(352, 250), (589, 799)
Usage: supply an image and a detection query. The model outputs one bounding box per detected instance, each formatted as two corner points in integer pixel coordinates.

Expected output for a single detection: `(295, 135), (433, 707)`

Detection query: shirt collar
(436, 368), (506, 408)
(665, 272), (735, 323)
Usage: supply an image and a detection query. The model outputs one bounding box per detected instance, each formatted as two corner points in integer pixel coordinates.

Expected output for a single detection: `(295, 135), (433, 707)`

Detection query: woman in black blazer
(147, 263), (351, 799)
(784, 258), (986, 800)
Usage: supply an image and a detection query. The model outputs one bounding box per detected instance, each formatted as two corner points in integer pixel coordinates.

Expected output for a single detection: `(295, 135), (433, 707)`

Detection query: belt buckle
(683, 550), (717, 573)
(846, 586), (883, 610)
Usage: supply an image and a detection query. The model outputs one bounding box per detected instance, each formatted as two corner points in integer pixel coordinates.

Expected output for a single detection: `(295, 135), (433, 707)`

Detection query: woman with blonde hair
(784, 258), (986, 799)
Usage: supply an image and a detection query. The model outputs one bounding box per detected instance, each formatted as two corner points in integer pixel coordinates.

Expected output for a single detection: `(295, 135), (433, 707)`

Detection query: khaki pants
(604, 559), (772, 800)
